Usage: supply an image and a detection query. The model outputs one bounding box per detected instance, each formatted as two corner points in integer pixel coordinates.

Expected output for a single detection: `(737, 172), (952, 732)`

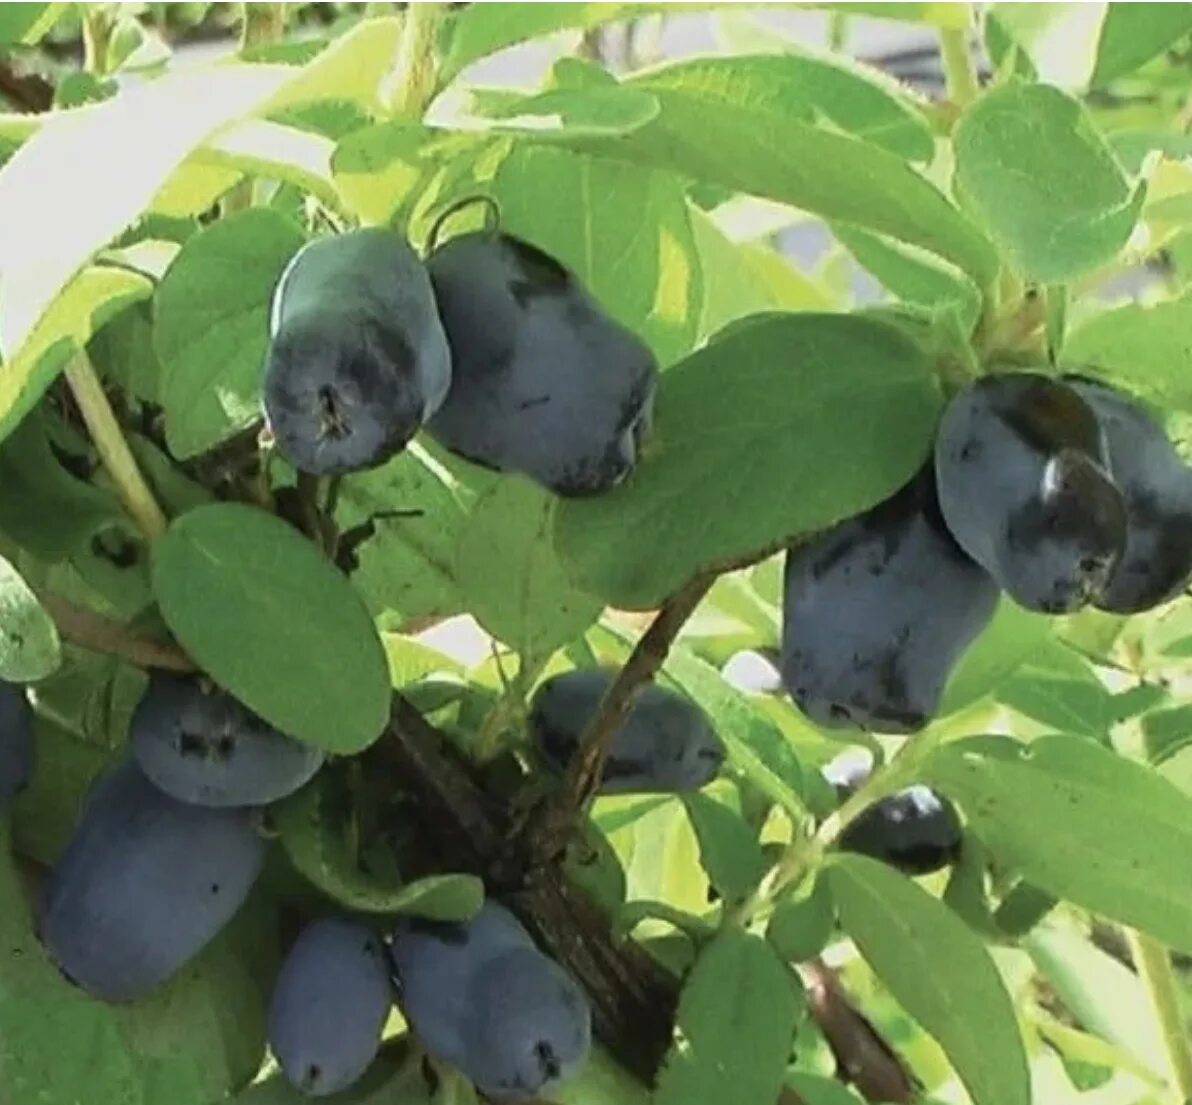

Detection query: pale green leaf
(953, 82), (1144, 282)
(0, 556), (60, 681)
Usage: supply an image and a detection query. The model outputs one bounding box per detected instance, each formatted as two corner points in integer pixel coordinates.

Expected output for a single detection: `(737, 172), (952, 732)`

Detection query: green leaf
(691, 209), (833, 338)
(653, 930), (800, 1105)
(921, 736), (1192, 951)
(154, 209), (305, 459)
(151, 503), (389, 753)
(939, 599), (1053, 716)
(462, 84), (661, 139)
(1063, 293), (1192, 412)
(554, 313), (942, 608)
(767, 874), (835, 964)
(634, 49), (933, 163)
(828, 854), (1029, 1105)
(832, 222), (982, 333)
(664, 645), (807, 819)
(572, 65), (996, 286)
(0, 413), (123, 561)
(0, 4), (63, 45)
(1026, 922), (1168, 1079)
(455, 477), (601, 667)
(440, 3), (705, 81)
(953, 82), (1144, 283)
(0, 265), (151, 444)
(339, 444), (482, 625)
(1091, 3), (1192, 86)
(985, 4), (1105, 89)
(0, 823), (276, 1105)
(0, 556), (59, 681)
(491, 144), (701, 365)
(682, 791), (767, 902)
(798, 2), (970, 27)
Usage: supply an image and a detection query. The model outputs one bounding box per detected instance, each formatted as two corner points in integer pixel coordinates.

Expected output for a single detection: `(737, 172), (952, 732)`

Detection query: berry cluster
(782, 371), (1192, 734)
(30, 673), (593, 1099)
(263, 221), (657, 497)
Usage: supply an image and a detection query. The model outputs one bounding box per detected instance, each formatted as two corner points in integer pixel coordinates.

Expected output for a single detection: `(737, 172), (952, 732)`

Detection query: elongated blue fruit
(781, 468), (998, 733)
(934, 372), (1126, 613)
(529, 668), (724, 793)
(823, 751), (961, 875)
(263, 228), (451, 475)
(38, 758), (265, 1001)
(268, 917), (393, 1097)
(131, 672), (323, 808)
(390, 902), (590, 1102)
(1066, 376), (1192, 613)
(0, 679), (33, 812)
(426, 231), (657, 497)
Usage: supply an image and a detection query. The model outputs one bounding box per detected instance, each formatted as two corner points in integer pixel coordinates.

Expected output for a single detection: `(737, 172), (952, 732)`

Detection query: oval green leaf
(829, 853), (1029, 1105)
(151, 502), (389, 753)
(954, 82), (1144, 283)
(554, 313), (942, 608)
(0, 556), (60, 681)
(155, 208), (305, 459)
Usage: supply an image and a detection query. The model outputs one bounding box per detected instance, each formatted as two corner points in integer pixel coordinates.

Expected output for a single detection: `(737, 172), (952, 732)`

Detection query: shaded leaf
(0, 555), (59, 681)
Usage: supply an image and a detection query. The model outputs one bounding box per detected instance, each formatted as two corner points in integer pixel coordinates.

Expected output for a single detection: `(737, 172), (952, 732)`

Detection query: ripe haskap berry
(268, 917), (393, 1097)
(1065, 376), (1192, 613)
(390, 902), (591, 1100)
(934, 372), (1126, 613)
(529, 668), (724, 793)
(426, 232), (656, 497)
(263, 228), (451, 475)
(823, 751), (961, 875)
(131, 672), (323, 808)
(781, 467), (998, 733)
(38, 759), (264, 1001)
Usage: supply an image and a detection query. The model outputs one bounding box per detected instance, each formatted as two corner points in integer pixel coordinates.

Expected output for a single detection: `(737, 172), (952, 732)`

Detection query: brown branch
(526, 572), (715, 863)
(802, 960), (917, 1104)
(0, 59), (52, 113)
(38, 592), (195, 673)
(378, 695), (679, 1081)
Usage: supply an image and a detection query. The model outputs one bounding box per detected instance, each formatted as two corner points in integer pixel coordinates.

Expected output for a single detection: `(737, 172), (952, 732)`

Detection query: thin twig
(1126, 929), (1192, 1102)
(38, 592), (194, 672)
(526, 573), (714, 862)
(380, 2), (448, 118)
(803, 959), (918, 1103)
(63, 353), (168, 541)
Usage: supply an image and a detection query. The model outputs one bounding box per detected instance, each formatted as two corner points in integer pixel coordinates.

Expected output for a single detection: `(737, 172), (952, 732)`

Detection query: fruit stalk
(939, 24), (979, 110)
(382, 1), (448, 118)
(527, 573), (714, 861)
(1126, 929), (1192, 1103)
(63, 352), (168, 541)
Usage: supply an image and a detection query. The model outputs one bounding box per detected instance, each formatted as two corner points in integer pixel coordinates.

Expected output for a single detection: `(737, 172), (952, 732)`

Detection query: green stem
(240, 2), (288, 51)
(82, 5), (115, 77)
(64, 353), (168, 541)
(939, 25), (979, 109)
(1127, 929), (1192, 1102)
(381, 2), (448, 119)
